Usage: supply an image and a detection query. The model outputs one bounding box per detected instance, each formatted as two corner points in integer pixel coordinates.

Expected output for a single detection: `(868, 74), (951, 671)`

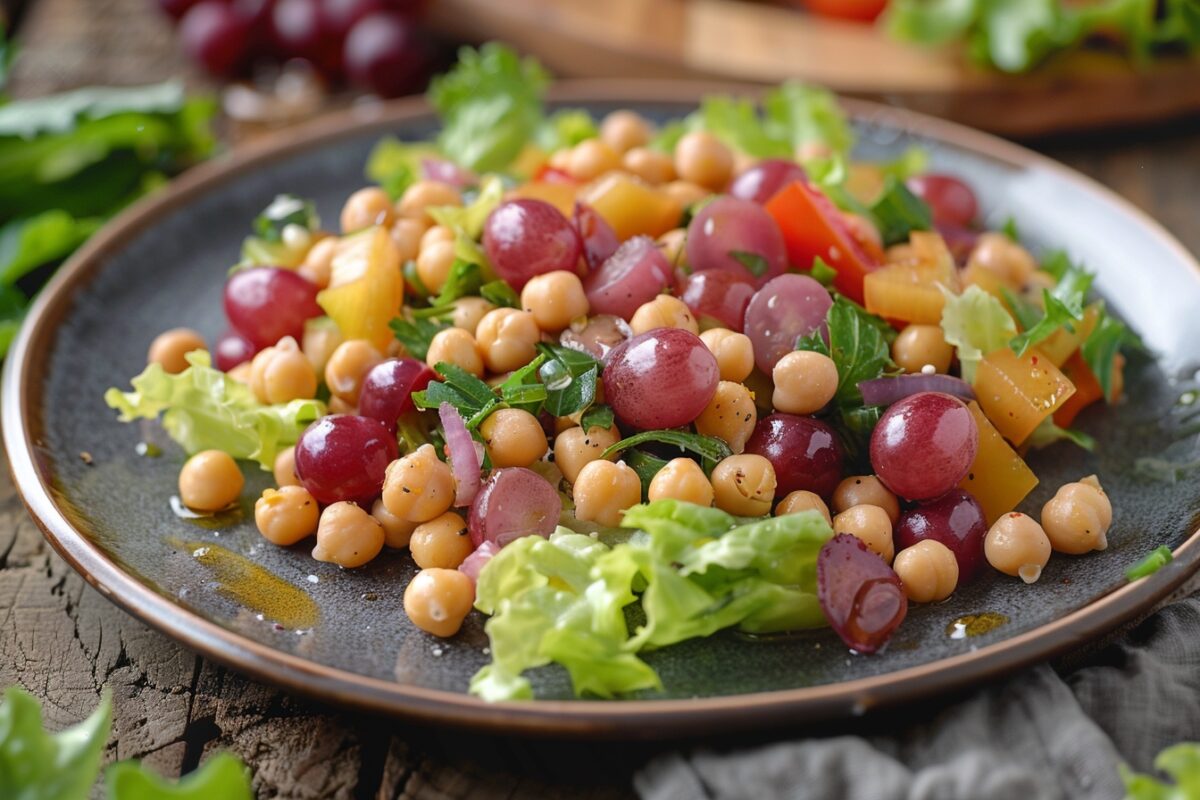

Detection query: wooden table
(5, 1), (1200, 797)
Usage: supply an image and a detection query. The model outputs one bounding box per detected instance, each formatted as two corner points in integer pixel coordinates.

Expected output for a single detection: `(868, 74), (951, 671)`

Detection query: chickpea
(372, 497), (417, 549)
(695, 381), (757, 454)
(148, 328), (207, 374)
(404, 568), (475, 637)
(302, 319), (344, 376)
(1041, 475), (1112, 555)
(324, 339), (383, 404)
(657, 228), (688, 269)
(249, 336), (318, 405)
(699, 329), (754, 383)
(420, 224), (455, 252)
(554, 424), (620, 484)
(426, 328), (484, 377)
(776, 490), (832, 527)
(711, 454), (776, 517)
(297, 237), (337, 288)
(341, 187), (394, 233)
(178, 450), (244, 512)
(832, 476), (900, 525)
(389, 217), (428, 263)
(521, 271), (590, 333)
(648, 458), (714, 506)
(833, 504), (895, 564)
(894, 540), (959, 602)
(601, 110), (652, 154)
(674, 131), (733, 191)
(273, 446), (299, 488)
(968, 232), (1037, 286)
(629, 295), (698, 336)
(255, 485), (319, 546)
(312, 501), (385, 568)
(475, 308), (540, 374)
(893, 325), (954, 375)
(985, 512), (1052, 583)
(623, 147), (675, 185)
(573, 460), (642, 527)
(227, 362), (252, 384)
(416, 239), (457, 294)
(382, 444), (456, 523)
(451, 297), (496, 334)
(567, 139), (622, 181)
(662, 180), (710, 209)
(479, 408), (548, 468)
(772, 350), (838, 416)
(410, 511), (473, 569)
(397, 180), (461, 224)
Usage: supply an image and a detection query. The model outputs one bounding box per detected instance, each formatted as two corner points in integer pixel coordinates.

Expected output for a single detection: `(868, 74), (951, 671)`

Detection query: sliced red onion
(858, 375), (975, 407)
(459, 541), (500, 584)
(439, 402), (481, 507)
(421, 157), (476, 189)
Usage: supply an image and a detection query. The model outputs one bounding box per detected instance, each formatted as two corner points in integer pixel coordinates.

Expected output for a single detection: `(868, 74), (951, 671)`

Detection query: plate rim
(5, 80), (1199, 737)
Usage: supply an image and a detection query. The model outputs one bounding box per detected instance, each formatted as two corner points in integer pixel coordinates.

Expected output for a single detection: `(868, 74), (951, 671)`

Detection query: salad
(106, 44), (1144, 702)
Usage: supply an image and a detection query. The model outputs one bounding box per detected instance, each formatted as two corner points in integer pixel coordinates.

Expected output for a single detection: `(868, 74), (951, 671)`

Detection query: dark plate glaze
(5, 83), (1200, 737)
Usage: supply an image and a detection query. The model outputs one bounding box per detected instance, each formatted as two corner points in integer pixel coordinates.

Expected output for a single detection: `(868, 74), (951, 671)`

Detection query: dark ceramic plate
(5, 83), (1200, 737)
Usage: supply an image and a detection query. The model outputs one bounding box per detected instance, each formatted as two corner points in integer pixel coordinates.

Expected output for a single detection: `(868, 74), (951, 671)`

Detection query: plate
(5, 83), (1200, 737)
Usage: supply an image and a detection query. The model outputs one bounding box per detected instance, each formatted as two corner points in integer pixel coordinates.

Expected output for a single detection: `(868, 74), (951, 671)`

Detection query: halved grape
(869, 392), (978, 501)
(559, 314), (631, 360)
(468, 468), (562, 548)
(583, 236), (673, 319)
(895, 489), (988, 581)
(678, 270), (756, 332)
(214, 330), (258, 372)
(907, 174), (979, 228)
(223, 267), (322, 349)
(358, 358), (435, 432)
(744, 413), (845, 499)
(685, 196), (787, 283)
(817, 533), (907, 654)
(574, 202), (620, 273)
(483, 199), (583, 291)
(743, 274), (832, 374)
(602, 328), (719, 430)
(728, 159), (807, 205)
(294, 415), (399, 505)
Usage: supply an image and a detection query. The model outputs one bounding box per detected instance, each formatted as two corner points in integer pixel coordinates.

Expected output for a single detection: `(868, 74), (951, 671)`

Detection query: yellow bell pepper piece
(578, 173), (681, 240)
(959, 401), (1039, 525)
(974, 346), (1075, 445)
(317, 227), (403, 352)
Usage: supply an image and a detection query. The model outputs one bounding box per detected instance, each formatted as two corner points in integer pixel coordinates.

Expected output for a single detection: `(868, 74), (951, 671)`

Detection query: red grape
(483, 199), (583, 291)
(214, 330), (259, 372)
(743, 274), (832, 374)
(573, 202), (620, 273)
(223, 267), (322, 349)
(936, 222), (980, 266)
(678, 270), (755, 332)
(294, 414), (399, 505)
(343, 12), (428, 97)
(907, 174), (979, 229)
(319, 0), (387, 38)
(468, 468), (562, 548)
(685, 196), (787, 283)
(869, 392), (978, 501)
(559, 314), (631, 360)
(602, 328), (719, 430)
(744, 413), (845, 499)
(895, 489), (988, 581)
(728, 159), (807, 205)
(583, 236), (672, 319)
(817, 533), (907, 654)
(358, 358), (435, 432)
(270, 0), (339, 72)
(158, 0), (205, 21)
(179, 1), (251, 76)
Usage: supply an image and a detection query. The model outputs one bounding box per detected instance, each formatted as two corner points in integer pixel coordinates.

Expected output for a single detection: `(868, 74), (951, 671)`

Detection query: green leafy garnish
(389, 315), (449, 361)
(536, 108), (598, 152)
(498, 354), (549, 413)
(430, 260), (483, 308)
(106, 753), (253, 800)
(1002, 216), (1021, 241)
(479, 279), (520, 308)
(412, 361), (500, 429)
(251, 194), (318, 243)
(364, 137), (440, 199)
(762, 81), (855, 158)
(601, 430), (732, 474)
(809, 256), (838, 287)
(0, 209), (101, 286)
(426, 173), (504, 241)
(1025, 417), (1096, 451)
(1082, 309), (1143, 402)
(1125, 545), (1174, 582)
(1121, 741), (1200, 798)
(940, 285), (1018, 384)
(537, 343), (602, 417)
(105, 351), (324, 470)
(797, 295), (896, 409)
(868, 175), (933, 247)
(729, 250), (771, 278)
(580, 404), (615, 432)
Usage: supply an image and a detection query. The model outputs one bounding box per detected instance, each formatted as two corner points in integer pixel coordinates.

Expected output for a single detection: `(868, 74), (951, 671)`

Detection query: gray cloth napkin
(635, 595), (1200, 800)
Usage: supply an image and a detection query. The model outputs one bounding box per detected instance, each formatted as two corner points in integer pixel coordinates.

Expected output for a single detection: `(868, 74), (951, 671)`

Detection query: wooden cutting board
(427, 0), (1200, 137)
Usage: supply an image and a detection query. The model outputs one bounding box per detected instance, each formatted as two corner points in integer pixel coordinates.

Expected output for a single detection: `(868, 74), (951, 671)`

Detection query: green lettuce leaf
(0, 210), (102, 285)
(868, 175), (933, 247)
(535, 109), (598, 152)
(0, 687), (111, 800)
(762, 81), (855, 158)
(426, 173), (504, 241)
(940, 285), (1018, 383)
(364, 137), (440, 200)
(105, 753), (252, 800)
(1121, 741), (1200, 799)
(690, 95), (790, 159)
(104, 351), (325, 469)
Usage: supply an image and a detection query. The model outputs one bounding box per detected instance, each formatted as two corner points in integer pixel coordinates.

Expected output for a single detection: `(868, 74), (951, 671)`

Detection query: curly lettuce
(940, 285), (1018, 384)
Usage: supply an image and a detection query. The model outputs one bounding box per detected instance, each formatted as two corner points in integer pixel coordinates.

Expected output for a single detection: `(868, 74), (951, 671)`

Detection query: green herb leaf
(413, 361), (500, 429)
(1126, 545), (1174, 582)
(480, 279), (520, 308)
(0, 81), (192, 138)
(0, 209), (101, 286)
(1002, 216), (1021, 241)
(106, 752), (253, 800)
(0, 686), (111, 800)
(602, 430), (732, 474)
(798, 295), (896, 408)
(1025, 417), (1096, 451)
(389, 316), (448, 361)
(499, 354), (549, 413)
(364, 137), (440, 200)
(430, 260), (483, 307)
(535, 108), (598, 152)
(729, 250), (771, 278)
(1082, 309), (1144, 402)
(1009, 289), (1084, 356)
(251, 194), (318, 243)
(427, 173), (504, 241)
(1000, 286), (1044, 331)
(580, 404), (615, 432)
(0, 285), (26, 357)
(868, 174), (933, 247)
(622, 448), (668, 497)
(1121, 741), (1200, 799)
(537, 343), (603, 417)
(809, 256), (838, 287)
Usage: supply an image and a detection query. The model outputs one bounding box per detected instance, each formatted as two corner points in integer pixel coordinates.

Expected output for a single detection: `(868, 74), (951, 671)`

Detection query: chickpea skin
(573, 460), (642, 527)
(420, 224), (455, 252)
(479, 408), (549, 468)
(711, 454), (776, 517)
(893, 325), (954, 375)
(415, 239), (457, 294)
(255, 486), (319, 546)
(521, 271), (590, 333)
(148, 328), (207, 374)
(662, 180), (710, 209)
(969, 232), (1037, 286)
(404, 568), (475, 637)
(312, 501), (385, 568)
(324, 339), (383, 404)
(623, 147), (675, 185)
(397, 180), (461, 224)
(985, 512), (1052, 583)
(776, 490), (832, 527)
(834, 504), (895, 564)
(657, 228), (688, 269)
(772, 350), (838, 416)
(249, 336), (318, 405)
(426, 328), (484, 377)
(554, 424), (620, 484)
(1041, 475), (1112, 554)
(567, 139), (622, 181)
(409, 511), (473, 569)
(630, 295), (699, 336)
(451, 297), (496, 334)
(695, 381), (758, 454)
(699, 329), (754, 383)
(648, 458), (714, 507)
(178, 450), (244, 512)
(475, 308), (541, 374)
(341, 187), (394, 233)
(389, 217), (428, 263)
(273, 446), (299, 488)
(601, 110), (651, 154)
(372, 497), (417, 549)
(894, 540), (959, 602)
(832, 475), (900, 525)
(382, 444), (456, 523)
(297, 237), (337, 288)
(674, 131), (734, 191)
